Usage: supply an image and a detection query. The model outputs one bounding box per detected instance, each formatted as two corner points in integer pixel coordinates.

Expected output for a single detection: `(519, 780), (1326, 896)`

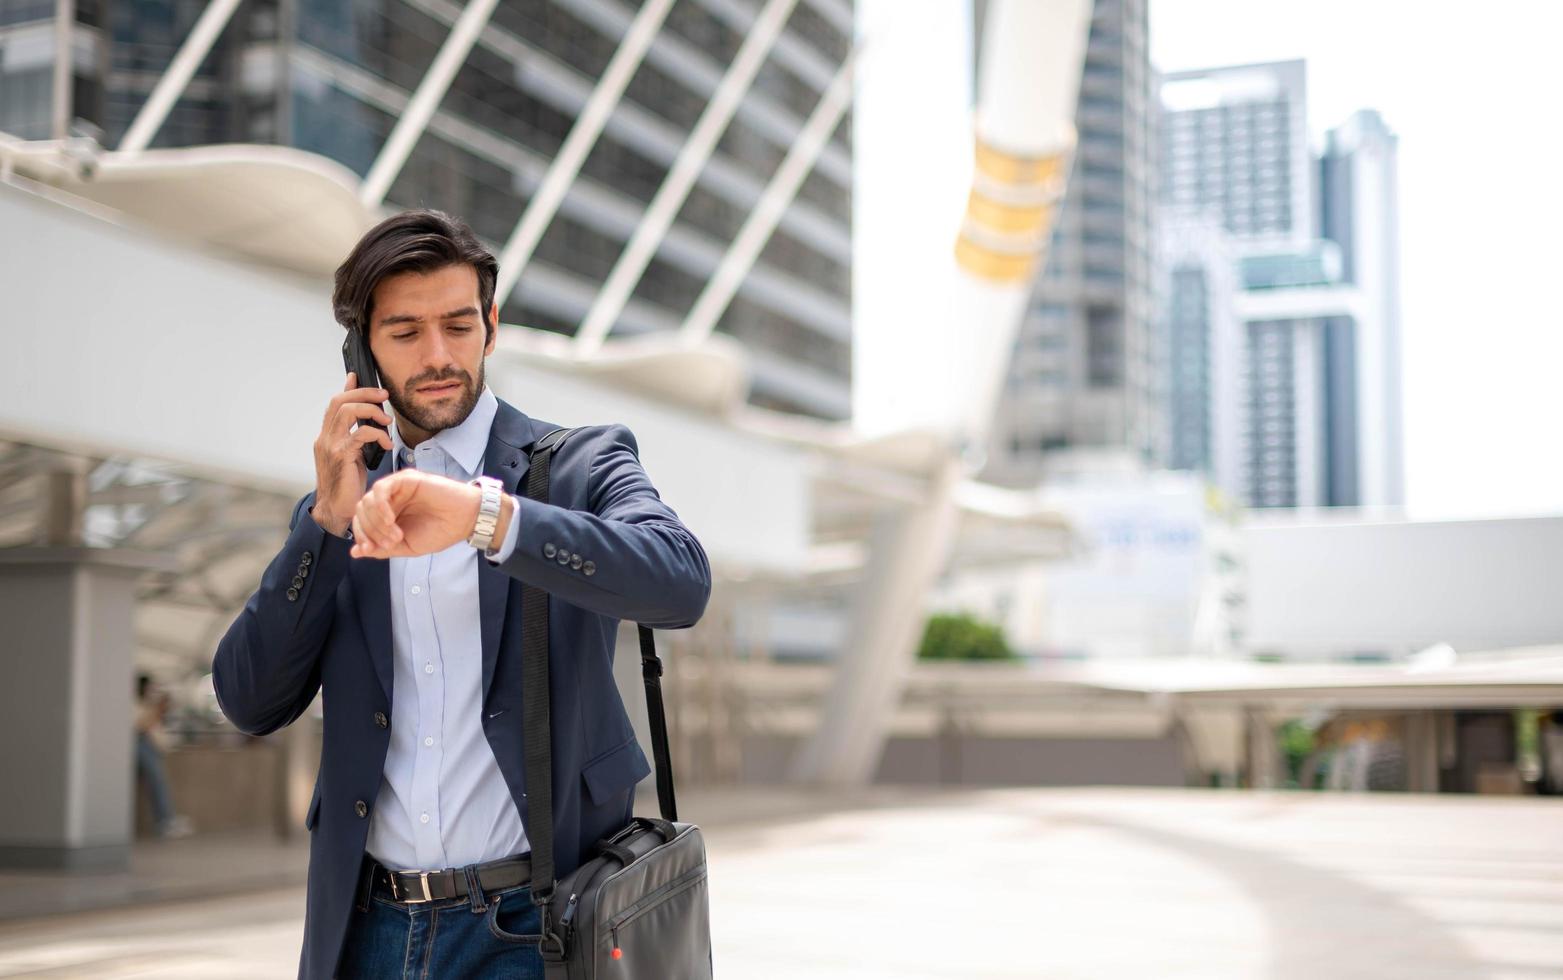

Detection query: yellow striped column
(955, 136), (1070, 284)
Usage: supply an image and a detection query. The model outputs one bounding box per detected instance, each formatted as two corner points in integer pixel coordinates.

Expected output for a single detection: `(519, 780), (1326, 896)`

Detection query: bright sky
(1151, 1), (1563, 520)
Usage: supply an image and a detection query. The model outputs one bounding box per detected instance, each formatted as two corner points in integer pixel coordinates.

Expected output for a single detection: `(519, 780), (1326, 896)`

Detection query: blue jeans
(135, 732), (175, 829)
(337, 871), (545, 980)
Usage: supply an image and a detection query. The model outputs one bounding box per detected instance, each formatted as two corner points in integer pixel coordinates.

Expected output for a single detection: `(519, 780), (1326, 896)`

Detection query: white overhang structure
(0, 134), (375, 276)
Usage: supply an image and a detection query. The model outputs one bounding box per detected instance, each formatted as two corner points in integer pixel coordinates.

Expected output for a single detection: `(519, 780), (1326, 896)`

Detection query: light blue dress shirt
(362, 385), (530, 871)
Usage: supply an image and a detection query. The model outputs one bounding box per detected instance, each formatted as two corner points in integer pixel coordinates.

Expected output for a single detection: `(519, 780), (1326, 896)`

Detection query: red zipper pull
(611, 926), (623, 960)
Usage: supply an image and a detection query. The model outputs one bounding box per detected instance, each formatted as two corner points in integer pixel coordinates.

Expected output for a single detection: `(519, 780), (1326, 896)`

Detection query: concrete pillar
(1404, 710), (1441, 793)
(0, 548), (174, 869)
(1244, 707), (1282, 789)
(790, 457), (965, 785)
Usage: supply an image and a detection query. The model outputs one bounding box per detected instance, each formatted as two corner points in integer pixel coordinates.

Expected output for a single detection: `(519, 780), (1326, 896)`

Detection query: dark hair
(332, 209), (499, 341)
(137, 673), (151, 699)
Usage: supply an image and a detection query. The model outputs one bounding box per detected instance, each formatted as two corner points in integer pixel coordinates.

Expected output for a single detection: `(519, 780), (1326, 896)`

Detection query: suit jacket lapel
(479, 399), (539, 705)
(350, 449), (396, 703)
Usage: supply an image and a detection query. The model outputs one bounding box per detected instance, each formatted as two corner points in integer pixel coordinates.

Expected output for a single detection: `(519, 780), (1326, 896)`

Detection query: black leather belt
(368, 853), (533, 905)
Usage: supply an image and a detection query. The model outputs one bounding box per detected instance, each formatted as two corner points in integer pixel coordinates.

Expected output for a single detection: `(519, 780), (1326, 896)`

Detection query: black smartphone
(341, 330), (389, 470)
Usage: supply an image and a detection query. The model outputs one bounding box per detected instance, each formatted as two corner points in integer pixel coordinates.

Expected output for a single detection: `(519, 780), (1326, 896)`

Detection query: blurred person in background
(135, 674), (193, 839)
(212, 210), (711, 980)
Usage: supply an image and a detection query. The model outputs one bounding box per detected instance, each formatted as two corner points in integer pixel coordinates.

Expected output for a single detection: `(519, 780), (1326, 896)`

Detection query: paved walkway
(0, 787), (1558, 978)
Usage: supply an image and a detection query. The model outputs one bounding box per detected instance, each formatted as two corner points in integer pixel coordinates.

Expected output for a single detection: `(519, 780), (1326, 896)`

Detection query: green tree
(1278, 720), (1317, 789)
(917, 612), (1017, 662)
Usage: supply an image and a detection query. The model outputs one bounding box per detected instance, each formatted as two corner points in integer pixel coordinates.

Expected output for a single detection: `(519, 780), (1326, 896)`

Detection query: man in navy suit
(213, 209), (711, 979)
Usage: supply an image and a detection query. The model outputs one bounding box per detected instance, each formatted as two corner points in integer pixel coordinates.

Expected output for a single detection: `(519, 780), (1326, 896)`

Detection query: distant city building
(1156, 61), (1403, 510)
(984, 0), (1158, 486)
(0, 0), (855, 419)
(1317, 109), (1405, 507)
(1159, 59), (1311, 248)
(1160, 216), (1241, 499)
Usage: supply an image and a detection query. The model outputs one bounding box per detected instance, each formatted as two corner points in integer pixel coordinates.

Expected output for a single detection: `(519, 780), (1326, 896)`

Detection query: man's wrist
(310, 503), (350, 539)
(490, 494), (515, 554)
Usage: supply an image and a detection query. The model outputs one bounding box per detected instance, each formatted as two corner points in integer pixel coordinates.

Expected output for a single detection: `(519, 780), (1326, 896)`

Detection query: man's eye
(450, 325), (473, 332)
(393, 332), (415, 340)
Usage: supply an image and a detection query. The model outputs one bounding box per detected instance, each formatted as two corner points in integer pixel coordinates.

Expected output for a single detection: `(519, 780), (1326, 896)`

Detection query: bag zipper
(602, 863), (708, 954)
(558, 892), (580, 934)
(599, 866), (708, 966)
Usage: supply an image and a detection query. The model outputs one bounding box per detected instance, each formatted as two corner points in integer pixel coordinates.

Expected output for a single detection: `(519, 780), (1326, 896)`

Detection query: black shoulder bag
(523, 426), (713, 979)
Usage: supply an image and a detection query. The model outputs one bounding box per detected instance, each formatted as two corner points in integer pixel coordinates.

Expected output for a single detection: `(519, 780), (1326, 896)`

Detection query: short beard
(386, 359), (485, 436)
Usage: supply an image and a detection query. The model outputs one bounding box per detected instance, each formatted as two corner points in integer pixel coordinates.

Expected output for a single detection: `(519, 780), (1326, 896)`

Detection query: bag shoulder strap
(520, 426), (680, 905)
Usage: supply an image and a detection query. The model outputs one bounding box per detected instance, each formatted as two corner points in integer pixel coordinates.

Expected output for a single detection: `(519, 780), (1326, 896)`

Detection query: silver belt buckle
(394, 869), (434, 903)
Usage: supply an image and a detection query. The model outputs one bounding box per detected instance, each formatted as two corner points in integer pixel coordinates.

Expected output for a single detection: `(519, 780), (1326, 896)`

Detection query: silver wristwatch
(466, 475), (504, 556)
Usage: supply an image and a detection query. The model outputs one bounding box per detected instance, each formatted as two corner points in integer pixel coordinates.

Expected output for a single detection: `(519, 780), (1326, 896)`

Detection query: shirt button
(420, 812), (430, 825)
(424, 662), (434, 675)
(354, 800), (368, 818)
(411, 585), (421, 595)
(423, 736), (434, 747)
(374, 711), (388, 729)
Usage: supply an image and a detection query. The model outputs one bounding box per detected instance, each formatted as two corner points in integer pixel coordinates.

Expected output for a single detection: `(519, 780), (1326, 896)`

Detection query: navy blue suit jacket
(212, 399), (711, 980)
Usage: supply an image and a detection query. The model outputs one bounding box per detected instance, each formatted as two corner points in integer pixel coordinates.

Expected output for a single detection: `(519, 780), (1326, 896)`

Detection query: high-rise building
(983, 0), (1157, 486)
(1156, 61), (1403, 511)
(1160, 215), (1241, 497)
(1159, 59), (1310, 248)
(1318, 109), (1404, 507)
(0, 0), (854, 419)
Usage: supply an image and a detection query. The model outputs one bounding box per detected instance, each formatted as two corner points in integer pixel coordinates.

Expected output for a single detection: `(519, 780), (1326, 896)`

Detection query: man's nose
(418, 332), (457, 370)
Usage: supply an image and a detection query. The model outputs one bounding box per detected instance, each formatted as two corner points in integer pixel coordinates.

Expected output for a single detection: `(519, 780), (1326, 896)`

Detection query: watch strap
(466, 475), (504, 554)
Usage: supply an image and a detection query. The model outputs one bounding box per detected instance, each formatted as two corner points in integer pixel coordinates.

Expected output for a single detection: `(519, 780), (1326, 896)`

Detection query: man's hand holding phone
(311, 372), (392, 538)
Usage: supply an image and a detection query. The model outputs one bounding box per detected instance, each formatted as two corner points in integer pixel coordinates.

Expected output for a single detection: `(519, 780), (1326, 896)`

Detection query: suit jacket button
(570, 554), (583, 570)
(543, 542), (557, 559)
(355, 800), (368, 818)
(582, 561), (595, 576)
(298, 565), (310, 579)
(374, 711), (388, 729)
(301, 552), (313, 565)
(556, 550), (570, 565)
(291, 575), (304, 589)
(286, 587), (299, 601)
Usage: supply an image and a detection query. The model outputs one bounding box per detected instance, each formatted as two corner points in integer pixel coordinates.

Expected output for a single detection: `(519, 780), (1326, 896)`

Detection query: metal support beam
(50, 0), (74, 140)
(119, 0), (245, 154)
(359, 0), (501, 207)
(790, 457), (964, 785)
(678, 48), (856, 347)
(494, 0), (674, 303)
(574, 0), (799, 358)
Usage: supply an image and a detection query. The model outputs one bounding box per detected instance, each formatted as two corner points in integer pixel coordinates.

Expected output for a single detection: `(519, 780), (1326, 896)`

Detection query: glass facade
(3, 0), (854, 419)
(1244, 319), (1297, 509)
(1239, 242), (1343, 291)
(1165, 265), (1209, 473)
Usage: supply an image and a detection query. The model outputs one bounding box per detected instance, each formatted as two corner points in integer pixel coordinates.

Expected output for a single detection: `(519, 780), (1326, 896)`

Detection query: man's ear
(484, 301), (500, 354)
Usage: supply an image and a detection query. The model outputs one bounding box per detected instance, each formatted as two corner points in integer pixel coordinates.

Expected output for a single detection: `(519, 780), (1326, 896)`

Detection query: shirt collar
(390, 384), (497, 477)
